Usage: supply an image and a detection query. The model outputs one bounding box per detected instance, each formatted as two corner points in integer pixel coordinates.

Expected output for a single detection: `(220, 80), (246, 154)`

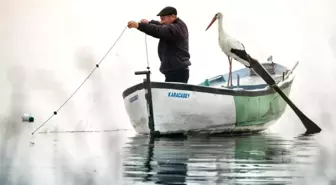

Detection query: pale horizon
(1, 0), (336, 183)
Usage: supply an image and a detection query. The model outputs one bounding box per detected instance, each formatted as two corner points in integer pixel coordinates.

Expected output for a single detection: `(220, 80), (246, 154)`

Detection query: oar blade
(272, 86), (322, 134)
(247, 56), (322, 135)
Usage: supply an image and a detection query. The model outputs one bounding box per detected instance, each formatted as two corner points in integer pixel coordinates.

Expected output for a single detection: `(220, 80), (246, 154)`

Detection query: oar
(248, 55), (322, 135)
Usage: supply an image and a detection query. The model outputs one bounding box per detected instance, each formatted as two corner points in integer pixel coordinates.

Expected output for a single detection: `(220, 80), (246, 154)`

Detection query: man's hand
(127, 21), (139, 29)
(140, 19), (149, 23)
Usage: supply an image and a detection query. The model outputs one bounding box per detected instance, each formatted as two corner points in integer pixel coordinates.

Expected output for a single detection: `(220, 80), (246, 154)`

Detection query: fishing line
(37, 128), (129, 134)
(31, 26), (128, 135)
(144, 34), (150, 70)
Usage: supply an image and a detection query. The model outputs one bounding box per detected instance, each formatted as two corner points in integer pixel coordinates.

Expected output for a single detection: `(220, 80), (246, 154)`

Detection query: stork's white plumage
(206, 12), (252, 86)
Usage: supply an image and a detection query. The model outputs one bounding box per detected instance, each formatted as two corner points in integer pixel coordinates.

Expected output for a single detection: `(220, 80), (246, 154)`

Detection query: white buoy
(22, 113), (34, 122)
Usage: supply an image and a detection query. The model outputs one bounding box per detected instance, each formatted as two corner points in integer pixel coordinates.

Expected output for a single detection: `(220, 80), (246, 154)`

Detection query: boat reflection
(122, 133), (313, 184)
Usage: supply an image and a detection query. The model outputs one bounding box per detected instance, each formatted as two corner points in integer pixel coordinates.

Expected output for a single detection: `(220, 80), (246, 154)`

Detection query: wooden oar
(248, 56), (322, 135)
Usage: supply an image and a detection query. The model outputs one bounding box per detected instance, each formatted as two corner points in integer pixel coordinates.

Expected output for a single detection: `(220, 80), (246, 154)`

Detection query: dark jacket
(137, 18), (191, 74)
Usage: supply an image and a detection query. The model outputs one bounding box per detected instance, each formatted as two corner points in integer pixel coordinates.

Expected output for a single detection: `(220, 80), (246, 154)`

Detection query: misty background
(1, 0), (336, 184)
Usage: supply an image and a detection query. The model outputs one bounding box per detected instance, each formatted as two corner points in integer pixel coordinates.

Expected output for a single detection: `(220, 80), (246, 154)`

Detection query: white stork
(205, 12), (323, 135)
(205, 12), (252, 86)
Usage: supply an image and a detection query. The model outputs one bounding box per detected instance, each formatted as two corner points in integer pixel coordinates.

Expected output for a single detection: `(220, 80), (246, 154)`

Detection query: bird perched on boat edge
(205, 12), (273, 86)
(205, 12), (323, 135)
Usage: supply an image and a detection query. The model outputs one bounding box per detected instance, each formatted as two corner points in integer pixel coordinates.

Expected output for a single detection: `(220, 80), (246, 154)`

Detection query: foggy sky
(1, 0), (335, 133)
(1, 0), (336, 184)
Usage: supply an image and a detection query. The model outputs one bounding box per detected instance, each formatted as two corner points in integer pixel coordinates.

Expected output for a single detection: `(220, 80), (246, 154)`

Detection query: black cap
(157, 6), (177, 16)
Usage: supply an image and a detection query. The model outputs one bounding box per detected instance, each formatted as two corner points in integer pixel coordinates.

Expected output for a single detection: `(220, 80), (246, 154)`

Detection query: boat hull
(122, 76), (294, 135)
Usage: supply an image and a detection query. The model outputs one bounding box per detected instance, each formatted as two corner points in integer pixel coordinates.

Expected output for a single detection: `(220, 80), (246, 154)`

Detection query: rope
(37, 128), (129, 134)
(31, 26), (128, 135)
(144, 34), (150, 70)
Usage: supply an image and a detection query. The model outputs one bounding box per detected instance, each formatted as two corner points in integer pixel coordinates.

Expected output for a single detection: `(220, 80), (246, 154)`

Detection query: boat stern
(123, 83), (150, 134)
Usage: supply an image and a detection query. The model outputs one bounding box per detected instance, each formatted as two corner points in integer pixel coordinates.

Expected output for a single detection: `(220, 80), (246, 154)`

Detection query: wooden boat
(122, 57), (298, 135)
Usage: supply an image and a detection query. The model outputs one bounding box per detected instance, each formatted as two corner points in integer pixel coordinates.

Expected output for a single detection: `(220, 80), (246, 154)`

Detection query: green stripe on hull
(234, 86), (292, 127)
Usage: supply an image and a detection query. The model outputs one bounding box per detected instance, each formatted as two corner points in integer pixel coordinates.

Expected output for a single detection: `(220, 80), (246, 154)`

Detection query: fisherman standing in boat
(127, 6), (191, 83)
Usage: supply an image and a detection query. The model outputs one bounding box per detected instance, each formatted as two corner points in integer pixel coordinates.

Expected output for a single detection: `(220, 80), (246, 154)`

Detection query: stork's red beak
(205, 15), (217, 31)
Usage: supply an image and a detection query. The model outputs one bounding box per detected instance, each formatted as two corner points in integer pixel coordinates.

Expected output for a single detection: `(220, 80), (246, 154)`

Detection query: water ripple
(122, 133), (318, 185)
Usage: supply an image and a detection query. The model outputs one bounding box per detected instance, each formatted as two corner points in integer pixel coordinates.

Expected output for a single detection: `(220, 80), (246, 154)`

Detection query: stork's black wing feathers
(231, 49), (277, 85)
(230, 48), (248, 60)
(230, 48), (251, 68)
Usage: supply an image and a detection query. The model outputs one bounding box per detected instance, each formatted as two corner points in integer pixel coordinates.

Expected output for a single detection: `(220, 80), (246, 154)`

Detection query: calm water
(122, 132), (324, 185)
(0, 129), (335, 185)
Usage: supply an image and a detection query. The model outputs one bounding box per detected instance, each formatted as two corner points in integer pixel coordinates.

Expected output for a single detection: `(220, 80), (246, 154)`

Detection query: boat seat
(249, 63), (276, 76)
(199, 75), (226, 87)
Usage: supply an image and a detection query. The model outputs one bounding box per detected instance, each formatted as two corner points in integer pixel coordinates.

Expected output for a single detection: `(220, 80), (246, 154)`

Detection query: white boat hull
(123, 72), (294, 135)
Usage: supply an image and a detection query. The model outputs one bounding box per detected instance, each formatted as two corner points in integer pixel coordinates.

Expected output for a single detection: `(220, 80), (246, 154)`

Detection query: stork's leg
(227, 56), (232, 86)
(229, 57), (233, 86)
(227, 56), (231, 86)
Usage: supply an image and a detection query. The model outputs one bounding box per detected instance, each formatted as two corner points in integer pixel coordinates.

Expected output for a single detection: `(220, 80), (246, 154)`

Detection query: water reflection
(123, 133), (317, 185)
(0, 127), (330, 185)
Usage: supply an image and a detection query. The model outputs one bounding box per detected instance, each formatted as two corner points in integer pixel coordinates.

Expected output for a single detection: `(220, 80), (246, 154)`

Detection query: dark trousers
(164, 68), (189, 83)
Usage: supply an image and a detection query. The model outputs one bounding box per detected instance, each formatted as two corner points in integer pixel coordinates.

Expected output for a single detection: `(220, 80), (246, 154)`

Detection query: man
(127, 6), (191, 83)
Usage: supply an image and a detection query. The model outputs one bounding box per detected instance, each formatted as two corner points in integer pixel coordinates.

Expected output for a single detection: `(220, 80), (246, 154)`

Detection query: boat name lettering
(168, 92), (190, 99)
(129, 94), (138, 103)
